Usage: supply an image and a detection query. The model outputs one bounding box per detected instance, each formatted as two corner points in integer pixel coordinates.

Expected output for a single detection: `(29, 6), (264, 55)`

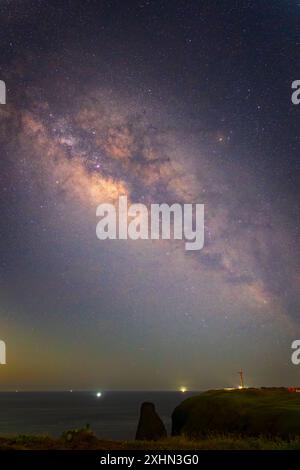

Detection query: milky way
(0, 1), (299, 390)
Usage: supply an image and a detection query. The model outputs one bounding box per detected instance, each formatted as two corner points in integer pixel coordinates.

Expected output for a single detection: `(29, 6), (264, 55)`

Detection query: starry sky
(0, 0), (299, 391)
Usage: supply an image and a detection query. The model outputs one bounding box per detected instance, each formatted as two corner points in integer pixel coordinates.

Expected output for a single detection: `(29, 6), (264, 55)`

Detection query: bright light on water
(96, 392), (102, 398)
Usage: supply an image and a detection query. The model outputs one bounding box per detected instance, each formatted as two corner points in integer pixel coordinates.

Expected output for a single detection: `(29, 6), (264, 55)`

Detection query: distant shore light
(180, 387), (187, 393)
(96, 392), (102, 397)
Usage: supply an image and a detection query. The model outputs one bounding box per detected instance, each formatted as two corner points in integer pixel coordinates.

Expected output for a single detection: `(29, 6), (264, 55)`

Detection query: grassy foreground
(0, 430), (300, 450)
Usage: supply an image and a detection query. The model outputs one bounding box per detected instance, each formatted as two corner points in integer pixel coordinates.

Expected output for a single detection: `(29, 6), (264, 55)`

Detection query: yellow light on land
(180, 387), (187, 393)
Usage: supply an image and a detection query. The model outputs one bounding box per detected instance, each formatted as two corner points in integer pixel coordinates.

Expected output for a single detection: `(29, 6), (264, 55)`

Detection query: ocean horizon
(0, 391), (200, 440)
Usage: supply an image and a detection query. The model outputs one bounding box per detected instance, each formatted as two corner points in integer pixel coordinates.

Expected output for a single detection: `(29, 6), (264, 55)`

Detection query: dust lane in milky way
(0, 0), (299, 390)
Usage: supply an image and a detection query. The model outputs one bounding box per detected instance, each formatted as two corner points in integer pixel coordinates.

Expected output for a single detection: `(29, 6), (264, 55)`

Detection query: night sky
(0, 0), (299, 390)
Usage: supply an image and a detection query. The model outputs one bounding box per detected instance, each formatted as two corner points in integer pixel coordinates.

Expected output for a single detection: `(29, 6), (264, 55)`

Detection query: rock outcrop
(172, 388), (300, 438)
(135, 402), (167, 441)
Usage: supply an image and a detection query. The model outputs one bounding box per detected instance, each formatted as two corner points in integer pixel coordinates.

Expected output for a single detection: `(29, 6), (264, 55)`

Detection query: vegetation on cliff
(172, 388), (300, 439)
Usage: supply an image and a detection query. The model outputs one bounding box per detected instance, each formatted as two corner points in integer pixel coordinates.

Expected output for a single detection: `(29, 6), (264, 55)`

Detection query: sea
(0, 391), (200, 440)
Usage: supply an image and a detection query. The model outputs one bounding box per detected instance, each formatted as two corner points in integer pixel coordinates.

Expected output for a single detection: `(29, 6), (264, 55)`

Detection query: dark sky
(0, 0), (299, 390)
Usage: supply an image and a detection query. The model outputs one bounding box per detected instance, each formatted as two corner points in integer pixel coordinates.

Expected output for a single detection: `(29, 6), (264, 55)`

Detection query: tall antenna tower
(238, 369), (244, 389)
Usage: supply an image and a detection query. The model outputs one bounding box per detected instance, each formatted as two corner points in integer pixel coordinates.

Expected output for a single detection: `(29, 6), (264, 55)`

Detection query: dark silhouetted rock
(135, 402), (167, 441)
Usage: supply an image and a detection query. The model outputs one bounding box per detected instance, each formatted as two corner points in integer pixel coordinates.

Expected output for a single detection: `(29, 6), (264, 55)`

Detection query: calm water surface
(0, 391), (200, 439)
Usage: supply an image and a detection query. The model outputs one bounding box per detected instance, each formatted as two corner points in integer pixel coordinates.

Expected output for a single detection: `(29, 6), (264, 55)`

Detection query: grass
(172, 388), (300, 439)
(0, 430), (300, 450)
